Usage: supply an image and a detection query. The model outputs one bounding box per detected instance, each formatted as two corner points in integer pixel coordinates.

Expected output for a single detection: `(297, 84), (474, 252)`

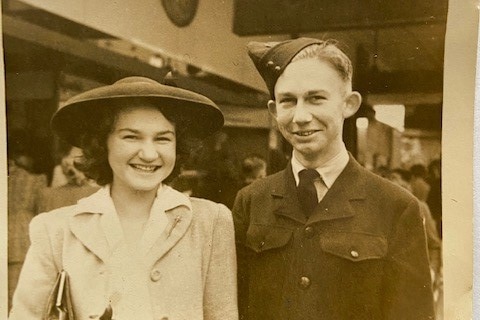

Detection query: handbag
(44, 270), (75, 320)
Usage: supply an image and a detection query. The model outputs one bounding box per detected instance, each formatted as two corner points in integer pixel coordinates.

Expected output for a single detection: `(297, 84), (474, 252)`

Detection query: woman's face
(107, 104), (176, 194)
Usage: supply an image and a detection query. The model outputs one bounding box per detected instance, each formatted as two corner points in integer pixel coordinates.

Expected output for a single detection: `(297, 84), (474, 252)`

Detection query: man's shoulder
(359, 166), (417, 203)
(239, 169), (286, 195)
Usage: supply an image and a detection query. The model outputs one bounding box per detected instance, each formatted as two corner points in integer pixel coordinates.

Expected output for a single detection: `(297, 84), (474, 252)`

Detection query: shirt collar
(291, 146), (350, 188)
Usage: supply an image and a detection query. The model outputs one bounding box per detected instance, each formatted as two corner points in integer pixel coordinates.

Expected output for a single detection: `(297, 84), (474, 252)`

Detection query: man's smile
(292, 129), (322, 137)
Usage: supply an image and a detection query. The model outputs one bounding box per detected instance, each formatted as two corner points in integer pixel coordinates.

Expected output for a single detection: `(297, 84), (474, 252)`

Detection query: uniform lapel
(271, 164), (307, 224)
(308, 155), (367, 223)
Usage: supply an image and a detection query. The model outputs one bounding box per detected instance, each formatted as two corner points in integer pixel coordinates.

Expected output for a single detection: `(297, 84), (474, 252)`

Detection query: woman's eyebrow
(117, 128), (175, 135)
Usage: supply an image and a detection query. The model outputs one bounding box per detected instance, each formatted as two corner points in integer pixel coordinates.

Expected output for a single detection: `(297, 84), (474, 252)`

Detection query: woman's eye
(155, 136), (172, 142)
(122, 135), (138, 140)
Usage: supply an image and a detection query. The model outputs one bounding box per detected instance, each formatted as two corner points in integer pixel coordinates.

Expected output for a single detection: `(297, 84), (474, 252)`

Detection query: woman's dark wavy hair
(75, 98), (202, 186)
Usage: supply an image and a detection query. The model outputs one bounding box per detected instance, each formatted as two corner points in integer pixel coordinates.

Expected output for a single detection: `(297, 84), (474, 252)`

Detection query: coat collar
(69, 186), (193, 264)
(271, 154), (367, 224)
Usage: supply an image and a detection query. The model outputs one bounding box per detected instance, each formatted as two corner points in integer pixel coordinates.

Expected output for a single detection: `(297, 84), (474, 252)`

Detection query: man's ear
(343, 91), (362, 119)
(267, 100), (277, 117)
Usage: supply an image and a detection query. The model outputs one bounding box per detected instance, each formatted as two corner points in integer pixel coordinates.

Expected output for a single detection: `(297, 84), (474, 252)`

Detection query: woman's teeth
(131, 164), (157, 172)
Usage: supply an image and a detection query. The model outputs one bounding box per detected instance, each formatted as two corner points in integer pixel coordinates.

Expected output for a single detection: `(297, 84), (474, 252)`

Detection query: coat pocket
(321, 232), (387, 262)
(245, 224), (293, 253)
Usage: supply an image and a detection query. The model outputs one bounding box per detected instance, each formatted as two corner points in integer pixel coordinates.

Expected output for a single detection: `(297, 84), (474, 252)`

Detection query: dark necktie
(297, 169), (320, 217)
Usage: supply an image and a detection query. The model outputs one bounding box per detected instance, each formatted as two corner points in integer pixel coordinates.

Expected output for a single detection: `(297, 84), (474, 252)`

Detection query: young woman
(9, 76), (238, 320)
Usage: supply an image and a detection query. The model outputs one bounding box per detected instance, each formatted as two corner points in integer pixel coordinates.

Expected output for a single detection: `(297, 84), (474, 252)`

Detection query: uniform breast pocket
(245, 224), (293, 254)
(321, 232), (387, 262)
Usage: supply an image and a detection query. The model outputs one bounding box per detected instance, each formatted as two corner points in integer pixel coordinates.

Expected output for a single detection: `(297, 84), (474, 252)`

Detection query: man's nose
(138, 141), (159, 161)
(292, 102), (312, 124)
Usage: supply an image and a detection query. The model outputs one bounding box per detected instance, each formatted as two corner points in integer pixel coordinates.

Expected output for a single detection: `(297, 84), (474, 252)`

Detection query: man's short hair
(291, 40), (353, 88)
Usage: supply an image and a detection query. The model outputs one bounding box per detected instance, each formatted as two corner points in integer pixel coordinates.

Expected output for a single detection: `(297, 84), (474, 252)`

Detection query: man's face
(269, 58), (360, 166)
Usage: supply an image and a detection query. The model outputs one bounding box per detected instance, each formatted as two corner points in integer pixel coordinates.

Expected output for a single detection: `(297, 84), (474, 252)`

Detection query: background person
(410, 164), (431, 202)
(10, 76), (238, 320)
(37, 146), (100, 213)
(240, 154), (267, 186)
(7, 129), (47, 309)
(233, 38), (434, 320)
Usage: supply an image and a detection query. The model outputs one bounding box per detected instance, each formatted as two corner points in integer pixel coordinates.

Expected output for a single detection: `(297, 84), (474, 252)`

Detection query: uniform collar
(291, 146), (350, 188)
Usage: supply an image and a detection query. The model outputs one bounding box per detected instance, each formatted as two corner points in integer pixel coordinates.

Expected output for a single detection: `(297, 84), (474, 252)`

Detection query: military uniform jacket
(233, 156), (434, 320)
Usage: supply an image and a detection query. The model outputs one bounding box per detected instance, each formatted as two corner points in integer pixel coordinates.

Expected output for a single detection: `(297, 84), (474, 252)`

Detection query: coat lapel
(144, 204), (193, 268)
(69, 213), (112, 263)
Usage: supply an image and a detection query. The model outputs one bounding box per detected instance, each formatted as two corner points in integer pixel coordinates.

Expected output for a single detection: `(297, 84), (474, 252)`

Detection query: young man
(233, 38), (435, 320)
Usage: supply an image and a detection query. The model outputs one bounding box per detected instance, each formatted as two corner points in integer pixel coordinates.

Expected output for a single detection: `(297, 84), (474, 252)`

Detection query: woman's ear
(343, 91), (362, 119)
(267, 100), (277, 117)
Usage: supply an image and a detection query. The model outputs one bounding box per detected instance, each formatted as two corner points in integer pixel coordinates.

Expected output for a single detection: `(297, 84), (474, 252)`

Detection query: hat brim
(51, 80), (224, 147)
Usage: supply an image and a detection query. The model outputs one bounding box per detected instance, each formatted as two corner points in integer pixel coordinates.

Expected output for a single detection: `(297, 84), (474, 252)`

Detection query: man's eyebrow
(305, 90), (328, 95)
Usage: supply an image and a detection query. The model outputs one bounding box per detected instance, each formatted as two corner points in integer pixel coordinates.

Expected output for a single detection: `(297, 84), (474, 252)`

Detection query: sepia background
(0, 0), (477, 318)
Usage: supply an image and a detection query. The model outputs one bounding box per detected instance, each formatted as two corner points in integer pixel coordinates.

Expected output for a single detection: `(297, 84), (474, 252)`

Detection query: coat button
(150, 269), (162, 282)
(299, 276), (311, 289)
(304, 226), (315, 238)
(350, 250), (359, 258)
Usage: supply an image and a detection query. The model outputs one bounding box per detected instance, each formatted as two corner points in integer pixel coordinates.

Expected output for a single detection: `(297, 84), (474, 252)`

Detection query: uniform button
(350, 250), (359, 258)
(274, 66), (281, 71)
(324, 208), (329, 212)
(266, 60), (274, 67)
(304, 226), (315, 238)
(150, 269), (162, 282)
(299, 276), (311, 289)
(259, 241), (265, 248)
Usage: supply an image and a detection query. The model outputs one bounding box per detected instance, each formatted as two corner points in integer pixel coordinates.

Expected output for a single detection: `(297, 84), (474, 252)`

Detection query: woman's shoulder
(32, 204), (78, 231)
(188, 197), (232, 223)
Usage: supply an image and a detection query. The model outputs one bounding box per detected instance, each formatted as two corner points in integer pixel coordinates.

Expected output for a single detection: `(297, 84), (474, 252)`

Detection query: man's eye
(279, 98), (296, 105)
(309, 96), (326, 103)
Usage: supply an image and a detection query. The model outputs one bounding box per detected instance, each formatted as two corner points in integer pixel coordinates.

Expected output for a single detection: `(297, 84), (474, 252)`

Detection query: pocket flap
(321, 232), (387, 261)
(246, 225), (293, 253)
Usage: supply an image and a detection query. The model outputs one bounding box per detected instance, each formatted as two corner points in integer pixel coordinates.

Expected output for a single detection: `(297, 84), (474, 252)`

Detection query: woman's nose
(138, 141), (158, 161)
(292, 102), (312, 124)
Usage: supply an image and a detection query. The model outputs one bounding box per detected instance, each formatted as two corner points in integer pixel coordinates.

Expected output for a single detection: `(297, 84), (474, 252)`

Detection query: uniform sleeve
(382, 199), (436, 320)
(203, 204), (239, 320)
(232, 189), (250, 320)
(9, 214), (59, 320)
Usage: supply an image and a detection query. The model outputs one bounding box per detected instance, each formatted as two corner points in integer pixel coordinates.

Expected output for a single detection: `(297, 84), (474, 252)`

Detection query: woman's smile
(129, 163), (161, 173)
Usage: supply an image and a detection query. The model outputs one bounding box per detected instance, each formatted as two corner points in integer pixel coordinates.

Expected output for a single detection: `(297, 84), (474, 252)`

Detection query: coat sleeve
(203, 204), (239, 320)
(9, 214), (60, 320)
(382, 198), (435, 320)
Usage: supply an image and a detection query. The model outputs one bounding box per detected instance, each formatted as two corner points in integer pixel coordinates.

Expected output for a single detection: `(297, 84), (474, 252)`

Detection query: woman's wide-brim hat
(51, 76), (224, 147)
